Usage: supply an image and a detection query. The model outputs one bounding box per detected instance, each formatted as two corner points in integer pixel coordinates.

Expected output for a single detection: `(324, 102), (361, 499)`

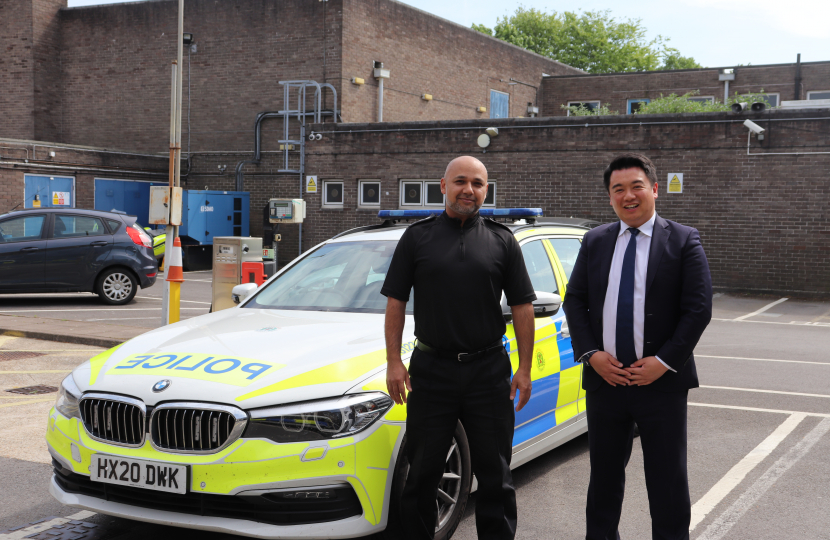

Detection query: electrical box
(212, 236), (263, 312)
(268, 198), (306, 224)
(148, 186), (183, 225)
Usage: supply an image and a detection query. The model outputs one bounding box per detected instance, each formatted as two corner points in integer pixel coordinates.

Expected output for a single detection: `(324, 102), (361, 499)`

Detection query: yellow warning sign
(306, 175), (318, 193)
(32, 199), (41, 208)
(667, 173), (683, 193)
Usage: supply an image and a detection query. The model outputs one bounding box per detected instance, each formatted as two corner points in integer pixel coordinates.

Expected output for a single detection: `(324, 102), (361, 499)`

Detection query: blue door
(24, 175), (75, 209)
(94, 179), (166, 227)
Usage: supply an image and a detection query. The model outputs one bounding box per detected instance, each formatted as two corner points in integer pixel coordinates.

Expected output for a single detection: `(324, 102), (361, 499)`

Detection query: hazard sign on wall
(306, 175), (318, 193)
(52, 191), (71, 205)
(667, 173), (683, 194)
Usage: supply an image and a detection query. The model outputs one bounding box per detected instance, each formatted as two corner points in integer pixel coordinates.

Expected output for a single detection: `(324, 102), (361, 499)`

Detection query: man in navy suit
(563, 153), (712, 540)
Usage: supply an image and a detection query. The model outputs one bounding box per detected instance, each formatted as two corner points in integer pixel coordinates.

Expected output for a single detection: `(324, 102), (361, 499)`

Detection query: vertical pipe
(723, 80), (729, 104)
(794, 53), (802, 101)
(162, 61), (178, 326)
(378, 78), (384, 122)
(299, 124), (305, 256)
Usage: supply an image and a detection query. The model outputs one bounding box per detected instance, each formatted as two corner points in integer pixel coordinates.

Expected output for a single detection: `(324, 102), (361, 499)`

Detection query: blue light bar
(378, 208), (543, 219)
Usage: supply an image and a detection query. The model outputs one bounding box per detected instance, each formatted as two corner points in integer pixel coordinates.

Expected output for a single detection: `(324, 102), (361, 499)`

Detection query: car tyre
(380, 421), (472, 540)
(96, 268), (138, 305)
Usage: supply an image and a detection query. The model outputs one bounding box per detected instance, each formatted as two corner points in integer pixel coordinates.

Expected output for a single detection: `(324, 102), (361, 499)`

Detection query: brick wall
(339, 0), (580, 124)
(1, 0), (38, 140)
(290, 109), (830, 295)
(541, 62), (830, 116)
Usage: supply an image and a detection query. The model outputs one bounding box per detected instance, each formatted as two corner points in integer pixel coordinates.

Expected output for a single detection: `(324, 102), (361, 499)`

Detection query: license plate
(90, 455), (188, 495)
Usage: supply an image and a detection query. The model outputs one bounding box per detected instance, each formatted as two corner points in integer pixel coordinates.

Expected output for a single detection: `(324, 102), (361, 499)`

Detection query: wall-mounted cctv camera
(732, 102), (748, 113)
(743, 119), (765, 135)
(315, 133), (323, 141)
(485, 127), (499, 137)
(308, 132), (316, 141)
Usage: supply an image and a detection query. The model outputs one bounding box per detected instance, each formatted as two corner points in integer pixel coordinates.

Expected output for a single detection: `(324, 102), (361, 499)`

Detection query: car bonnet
(71, 307), (415, 410)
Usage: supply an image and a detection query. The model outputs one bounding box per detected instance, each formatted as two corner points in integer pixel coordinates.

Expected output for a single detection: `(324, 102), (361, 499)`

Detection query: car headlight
(55, 374), (81, 420)
(245, 393), (393, 443)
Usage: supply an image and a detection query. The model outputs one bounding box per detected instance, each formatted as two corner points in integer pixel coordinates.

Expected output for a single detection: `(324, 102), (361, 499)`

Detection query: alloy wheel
(102, 272), (133, 301)
(435, 438), (463, 532)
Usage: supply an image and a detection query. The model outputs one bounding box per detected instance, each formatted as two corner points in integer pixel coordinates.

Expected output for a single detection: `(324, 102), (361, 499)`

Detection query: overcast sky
(65, 0), (829, 68)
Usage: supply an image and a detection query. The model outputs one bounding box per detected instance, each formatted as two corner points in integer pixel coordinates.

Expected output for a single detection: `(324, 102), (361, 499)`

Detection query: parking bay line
(700, 385), (830, 399)
(695, 417), (830, 540)
(136, 296), (212, 305)
(712, 317), (830, 328)
(732, 297), (788, 321)
(0, 398), (55, 408)
(0, 307), (207, 313)
(696, 354), (829, 366)
(0, 370), (71, 374)
(689, 402), (830, 418)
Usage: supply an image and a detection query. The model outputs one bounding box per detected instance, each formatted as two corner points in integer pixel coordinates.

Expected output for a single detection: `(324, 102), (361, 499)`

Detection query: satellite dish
(477, 134), (491, 148)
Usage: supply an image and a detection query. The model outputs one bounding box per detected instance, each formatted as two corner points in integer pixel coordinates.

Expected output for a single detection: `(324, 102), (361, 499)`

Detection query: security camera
(751, 102), (766, 112)
(315, 133), (322, 140)
(308, 132), (316, 141)
(731, 102), (748, 113)
(485, 127), (499, 137)
(743, 119), (765, 135)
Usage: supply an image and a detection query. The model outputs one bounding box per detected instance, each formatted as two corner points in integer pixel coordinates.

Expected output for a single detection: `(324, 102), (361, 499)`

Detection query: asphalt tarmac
(1, 294), (829, 540)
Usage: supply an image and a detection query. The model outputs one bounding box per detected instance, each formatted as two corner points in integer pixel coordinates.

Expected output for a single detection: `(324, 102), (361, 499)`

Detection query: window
(483, 181), (496, 207)
(323, 181), (344, 207)
(106, 219), (122, 233)
(490, 90), (509, 119)
(0, 215), (45, 243)
(400, 180), (423, 206)
(687, 96), (715, 104)
(520, 239), (558, 294)
(425, 181), (444, 206)
(359, 180), (381, 207)
(53, 215), (106, 238)
(547, 238), (582, 281)
(742, 93), (779, 107)
(807, 91), (830, 100)
(627, 99), (650, 113)
(566, 101), (600, 115)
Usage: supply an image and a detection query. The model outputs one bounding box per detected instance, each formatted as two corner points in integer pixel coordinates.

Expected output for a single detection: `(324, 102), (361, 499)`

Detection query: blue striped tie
(616, 228), (640, 367)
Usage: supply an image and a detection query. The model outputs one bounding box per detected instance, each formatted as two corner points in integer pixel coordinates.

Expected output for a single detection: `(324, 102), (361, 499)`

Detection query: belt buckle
(457, 352), (467, 362)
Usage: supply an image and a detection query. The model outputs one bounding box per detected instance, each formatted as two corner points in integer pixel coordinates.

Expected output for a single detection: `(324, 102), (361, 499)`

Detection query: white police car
(47, 209), (588, 539)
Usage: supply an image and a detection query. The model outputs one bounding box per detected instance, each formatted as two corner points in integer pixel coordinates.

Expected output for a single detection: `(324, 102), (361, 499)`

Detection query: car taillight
(127, 224), (153, 248)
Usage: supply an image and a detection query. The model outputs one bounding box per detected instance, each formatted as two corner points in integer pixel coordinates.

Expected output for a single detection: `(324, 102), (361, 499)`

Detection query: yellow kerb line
(0, 370), (71, 374)
(0, 398), (55, 408)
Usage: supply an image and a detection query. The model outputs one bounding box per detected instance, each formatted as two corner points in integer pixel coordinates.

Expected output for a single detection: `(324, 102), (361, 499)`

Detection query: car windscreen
(244, 240), (413, 313)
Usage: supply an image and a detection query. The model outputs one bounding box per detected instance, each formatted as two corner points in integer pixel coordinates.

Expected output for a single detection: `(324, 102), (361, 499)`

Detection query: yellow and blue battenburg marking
(108, 353), (285, 387)
(507, 312), (581, 446)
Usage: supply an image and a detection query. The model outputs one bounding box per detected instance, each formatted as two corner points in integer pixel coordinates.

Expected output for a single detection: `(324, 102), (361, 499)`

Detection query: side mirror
(532, 292), (562, 318)
(231, 283), (258, 305)
(501, 291), (562, 321)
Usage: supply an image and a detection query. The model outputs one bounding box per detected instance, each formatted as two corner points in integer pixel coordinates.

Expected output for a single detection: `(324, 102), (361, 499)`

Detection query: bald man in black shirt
(382, 156), (536, 540)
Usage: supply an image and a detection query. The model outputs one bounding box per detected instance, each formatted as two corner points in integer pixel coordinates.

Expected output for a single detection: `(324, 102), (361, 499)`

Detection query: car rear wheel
(380, 421), (472, 540)
(96, 268), (137, 305)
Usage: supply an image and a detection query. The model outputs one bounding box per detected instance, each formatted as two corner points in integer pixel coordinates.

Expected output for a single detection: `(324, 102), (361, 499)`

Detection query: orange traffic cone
(166, 237), (185, 283)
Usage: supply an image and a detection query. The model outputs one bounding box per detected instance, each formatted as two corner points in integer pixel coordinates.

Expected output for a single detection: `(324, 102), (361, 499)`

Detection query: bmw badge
(152, 379), (171, 393)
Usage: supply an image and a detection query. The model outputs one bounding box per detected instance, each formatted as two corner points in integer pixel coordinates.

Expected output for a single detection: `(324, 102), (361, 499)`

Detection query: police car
(47, 208), (588, 540)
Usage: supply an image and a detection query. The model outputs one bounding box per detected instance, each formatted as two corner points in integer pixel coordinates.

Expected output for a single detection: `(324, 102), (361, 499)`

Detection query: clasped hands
(588, 351), (667, 386)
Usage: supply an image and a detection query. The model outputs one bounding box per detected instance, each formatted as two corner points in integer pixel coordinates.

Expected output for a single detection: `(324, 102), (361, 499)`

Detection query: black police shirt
(381, 211), (536, 352)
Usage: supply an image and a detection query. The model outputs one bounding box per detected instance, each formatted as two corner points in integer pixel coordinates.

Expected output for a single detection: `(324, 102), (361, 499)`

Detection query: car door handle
(20, 247), (39, 252)
(90, 241), (109, 247)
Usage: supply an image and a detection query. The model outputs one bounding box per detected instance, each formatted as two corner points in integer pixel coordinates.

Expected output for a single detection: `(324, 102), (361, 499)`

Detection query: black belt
(416, 339), (505, 363)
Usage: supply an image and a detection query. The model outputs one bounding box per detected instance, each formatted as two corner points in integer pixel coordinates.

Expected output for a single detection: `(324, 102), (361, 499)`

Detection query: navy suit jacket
(563, 215), (713, 392)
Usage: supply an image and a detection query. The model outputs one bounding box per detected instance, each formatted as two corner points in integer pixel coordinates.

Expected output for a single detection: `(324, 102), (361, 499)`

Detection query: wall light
(351, 77), (365, 85)
(421, 94), (433, 101)
(477, 106), (487, 113)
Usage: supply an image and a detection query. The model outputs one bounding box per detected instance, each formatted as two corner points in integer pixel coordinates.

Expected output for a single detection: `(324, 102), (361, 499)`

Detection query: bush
(634, 90), (774, 114)
(561, 103), (619, 116)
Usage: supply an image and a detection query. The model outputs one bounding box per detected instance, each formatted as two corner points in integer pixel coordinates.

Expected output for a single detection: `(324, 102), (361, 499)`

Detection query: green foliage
(474, 8), (701, 74)
(561, 103), (618, 116)
(634, 90), (774, 114)
(471, 23), (493, 36)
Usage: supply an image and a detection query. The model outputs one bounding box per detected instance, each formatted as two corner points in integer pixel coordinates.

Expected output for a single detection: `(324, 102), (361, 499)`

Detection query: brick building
(541, 60), (830, 115)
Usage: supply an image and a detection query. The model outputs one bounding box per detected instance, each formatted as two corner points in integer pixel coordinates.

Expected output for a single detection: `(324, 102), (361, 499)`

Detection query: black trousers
(401, 346), (517, 540)
(585, 384), (690, 540)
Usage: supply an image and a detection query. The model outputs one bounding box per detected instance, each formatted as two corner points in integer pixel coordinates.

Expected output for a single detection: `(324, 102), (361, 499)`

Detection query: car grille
(53, 462), (363, 526)
(79, 395), (146, 447)
(150, 403), (247, 453)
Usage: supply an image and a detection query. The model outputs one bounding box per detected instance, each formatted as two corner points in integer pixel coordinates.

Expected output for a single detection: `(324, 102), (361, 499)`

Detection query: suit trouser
(585, 383), (690, 540)
(400, 346), (517, 540)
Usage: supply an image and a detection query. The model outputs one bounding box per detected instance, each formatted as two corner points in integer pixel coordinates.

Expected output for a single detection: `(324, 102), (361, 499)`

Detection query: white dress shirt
(601, 212), (674, 372)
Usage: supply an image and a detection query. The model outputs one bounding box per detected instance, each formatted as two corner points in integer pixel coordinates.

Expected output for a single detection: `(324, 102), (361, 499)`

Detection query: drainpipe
(794, 53), (802, 100)
(374, 62), (390, 122)
(719, 69), (735, 103)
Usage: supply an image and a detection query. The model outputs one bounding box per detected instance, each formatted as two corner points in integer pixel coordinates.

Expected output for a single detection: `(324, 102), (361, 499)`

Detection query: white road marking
(1, 511), (96, 540)
(0, 370), (70, 374)
(733, 297), (788, 321)
(136, 296), (212, 304)
(689, 413), (806, 531)
(700, 385), (830, 399)
(712, 317), (830, 328)
(0, 398), (54, 408)
(0, 307), (206, 313)
(695, 417), (830, 540)
(696, 354), (829, 366)
(689, 402), (830, 418)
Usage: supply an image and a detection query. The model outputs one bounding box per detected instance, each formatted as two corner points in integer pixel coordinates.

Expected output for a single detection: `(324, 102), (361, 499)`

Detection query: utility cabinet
(180, 190), (250, 245)
(212, 236), (263, 312)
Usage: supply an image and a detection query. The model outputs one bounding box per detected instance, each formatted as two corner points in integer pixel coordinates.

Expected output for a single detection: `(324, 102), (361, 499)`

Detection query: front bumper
(46, 407), (404, 539)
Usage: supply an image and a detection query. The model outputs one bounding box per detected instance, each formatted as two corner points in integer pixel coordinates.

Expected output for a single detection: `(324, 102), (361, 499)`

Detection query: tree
(472, 8), (701, 74)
